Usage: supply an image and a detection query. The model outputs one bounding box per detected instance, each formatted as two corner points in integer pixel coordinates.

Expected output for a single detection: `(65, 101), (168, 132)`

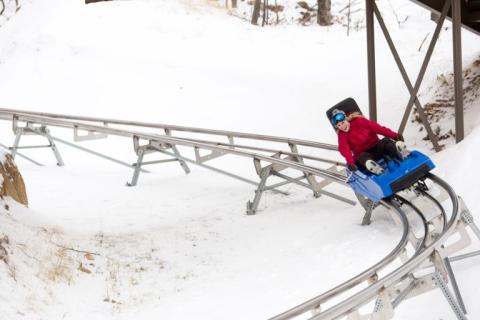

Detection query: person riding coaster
(330, 108), (408, 176)
(326, 98), (435, 205)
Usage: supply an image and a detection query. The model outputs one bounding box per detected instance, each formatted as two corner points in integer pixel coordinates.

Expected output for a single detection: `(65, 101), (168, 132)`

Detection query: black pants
(356, 138), (399, 170)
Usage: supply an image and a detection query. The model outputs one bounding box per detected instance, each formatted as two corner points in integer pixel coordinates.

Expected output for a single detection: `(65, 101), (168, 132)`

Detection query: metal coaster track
(0, 108), (478, 320)
(271, 173), (472, 320)
(0, 108), (358, 208)
(0, 108), (344, 179)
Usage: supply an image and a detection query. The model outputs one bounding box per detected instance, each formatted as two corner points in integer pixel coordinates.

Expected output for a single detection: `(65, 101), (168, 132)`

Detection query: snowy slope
(0, 1), (479, 319)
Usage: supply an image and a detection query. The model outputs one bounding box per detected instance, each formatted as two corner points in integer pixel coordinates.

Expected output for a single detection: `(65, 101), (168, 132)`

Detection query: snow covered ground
(0, 0), (479, 319)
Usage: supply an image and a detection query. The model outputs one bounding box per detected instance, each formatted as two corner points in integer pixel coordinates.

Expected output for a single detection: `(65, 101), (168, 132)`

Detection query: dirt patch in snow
(414, 56), (480, 142)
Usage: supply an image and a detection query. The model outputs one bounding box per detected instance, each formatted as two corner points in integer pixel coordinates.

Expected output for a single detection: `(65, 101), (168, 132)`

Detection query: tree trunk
(231, 0), (237, 8)
(262, 0), (268, 26)
(251, 0), (262, 25)
(317, 0), (332, 26)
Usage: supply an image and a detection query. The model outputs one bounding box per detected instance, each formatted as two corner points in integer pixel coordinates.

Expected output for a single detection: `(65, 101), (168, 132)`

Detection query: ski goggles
(331, 112), (347, 126)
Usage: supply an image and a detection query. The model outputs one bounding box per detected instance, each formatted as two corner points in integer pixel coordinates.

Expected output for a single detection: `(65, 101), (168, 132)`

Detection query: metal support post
(127, 148), (145, 187)
(371, 289), (393, 320)
(444, 258), (467, 314)
(10, 130), (22, 159)
(460, 198), (480, 240)
(361, 200), (376, 226)
(11, 125), (64, 166)
(366, 0), (377, 122)
(246, 166), (272, 215)
(452, 0), (464, 143)
(289, 143), (321, 198)
(171, 145), (190, 174)
(165, 129), (191, 174)
(432, 271), (468, 320)
(392, 279), (417, 309)
(43, 127), (64, 166)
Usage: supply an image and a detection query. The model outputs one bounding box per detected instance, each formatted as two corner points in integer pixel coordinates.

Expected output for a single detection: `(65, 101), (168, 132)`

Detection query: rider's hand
(347, 163), (358, 172)
(396, 133), (404, 141)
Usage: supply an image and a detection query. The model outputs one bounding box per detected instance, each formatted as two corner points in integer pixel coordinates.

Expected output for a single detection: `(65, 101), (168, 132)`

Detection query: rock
(0, 152), (28, 207)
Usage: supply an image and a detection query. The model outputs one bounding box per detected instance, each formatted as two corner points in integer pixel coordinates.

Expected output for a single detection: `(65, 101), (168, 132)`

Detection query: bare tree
(262, 0), (269, 26)
(317, 0), (332, 26)
(1, 0), (6, 16)
(226, 0), (237, 9)
(347, 0), (351, 35)
(251, 0), (262, 25)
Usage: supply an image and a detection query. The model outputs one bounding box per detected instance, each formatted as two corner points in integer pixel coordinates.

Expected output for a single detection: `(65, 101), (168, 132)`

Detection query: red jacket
(338, 117), (398, 164)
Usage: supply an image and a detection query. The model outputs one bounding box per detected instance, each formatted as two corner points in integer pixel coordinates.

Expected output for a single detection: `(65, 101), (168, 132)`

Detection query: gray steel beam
(445, 258), (467, 314)
(373, 2), (442, 151)
(452, 0), (464, 142)
(10, 130), (22, 158)
(449, 250), (480, 262)
(263, 175), (306, 191)
(40, 134), (150, 172)
(432, 271), (468, 320)
(0, 109), (338, 151)
(272, 171), (356, 206)
(397, 0), (451, 136)
(247, 167), (272, 215)
(0, 142), (43, 166)
(366, 0), (377, 122)
(127, 148), (145, 187)
(12, 144), (52, 149)
(154, 148), (289, 196)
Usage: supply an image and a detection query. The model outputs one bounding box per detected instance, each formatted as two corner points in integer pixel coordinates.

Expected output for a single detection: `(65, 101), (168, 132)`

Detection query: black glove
(396, 133), (404, 141)
(347, 163), (358, 172)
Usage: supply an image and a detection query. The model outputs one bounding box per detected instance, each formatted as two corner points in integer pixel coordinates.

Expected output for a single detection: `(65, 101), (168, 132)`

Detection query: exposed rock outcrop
(0, 152), (28, 207)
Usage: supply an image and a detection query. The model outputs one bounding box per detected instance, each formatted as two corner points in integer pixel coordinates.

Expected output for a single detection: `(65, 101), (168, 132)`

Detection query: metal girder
(452, 0), (464, 142)
(397, 0), (451, 139)
(0, 142), (43, 166)
(164, 129), (190, 174)
(366, 0), (377, 121)
(432, 271), (468, 320)
(246, 166), (272, 215)
(271, 171), (356, 206)
(154, 148), (287, 196)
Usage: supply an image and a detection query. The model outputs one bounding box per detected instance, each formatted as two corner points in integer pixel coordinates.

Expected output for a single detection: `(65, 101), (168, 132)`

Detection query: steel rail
(1, 112), (348, 184)
(0, 108), (338, 150)
(157, 136), (346, 167)
(269, 199), (411, 320)
(271, 173), (459, 320)
(420, 189), (448, 231)
(310, 174), (459, 320)
(395, 195), (429, 253)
